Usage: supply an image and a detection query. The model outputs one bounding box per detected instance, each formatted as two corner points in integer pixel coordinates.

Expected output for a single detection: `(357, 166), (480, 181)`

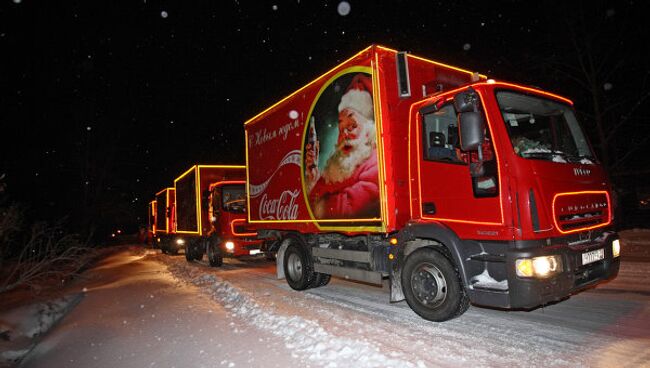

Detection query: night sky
(1, 1), (648, 238)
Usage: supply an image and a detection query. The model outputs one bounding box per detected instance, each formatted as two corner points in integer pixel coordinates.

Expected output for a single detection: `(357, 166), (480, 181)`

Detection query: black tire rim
(286, 251), (303, 282)
(410, 262), (447, 308)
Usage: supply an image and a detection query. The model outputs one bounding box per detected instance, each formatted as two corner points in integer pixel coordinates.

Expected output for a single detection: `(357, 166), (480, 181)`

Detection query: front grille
(553, 192), (611, 233)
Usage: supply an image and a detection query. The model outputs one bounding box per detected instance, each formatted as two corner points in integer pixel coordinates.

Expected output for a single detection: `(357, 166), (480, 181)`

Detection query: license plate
(249, 249), (261, 255)
(582, 248), (604, 265)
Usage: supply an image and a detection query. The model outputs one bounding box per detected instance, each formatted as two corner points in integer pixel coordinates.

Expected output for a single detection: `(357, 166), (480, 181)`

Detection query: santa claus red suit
(309, 74), (380, 219)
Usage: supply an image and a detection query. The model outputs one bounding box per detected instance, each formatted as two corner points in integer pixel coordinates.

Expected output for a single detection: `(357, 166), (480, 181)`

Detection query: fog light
(225, 241), (235, 252)
(612, 239), (620, 258)
(516, 255), (561, 278)
(176, 238), (185, 245)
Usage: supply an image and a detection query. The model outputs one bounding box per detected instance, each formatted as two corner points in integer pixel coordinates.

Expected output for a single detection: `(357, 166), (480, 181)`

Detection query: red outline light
(230, 218), (257, 237)
(551, 191), (611, 234)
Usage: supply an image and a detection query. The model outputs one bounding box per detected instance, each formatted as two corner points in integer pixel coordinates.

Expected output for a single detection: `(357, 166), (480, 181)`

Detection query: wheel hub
(410, 263), (447, 308)
(287, 252), (303, 281)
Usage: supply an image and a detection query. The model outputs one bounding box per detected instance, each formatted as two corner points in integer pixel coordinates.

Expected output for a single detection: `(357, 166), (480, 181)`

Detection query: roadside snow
(0, 293), (83, 367)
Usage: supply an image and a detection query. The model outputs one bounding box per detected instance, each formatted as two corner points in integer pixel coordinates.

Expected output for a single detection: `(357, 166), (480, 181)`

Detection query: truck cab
(205, 180), (263, 266)
(403, 82), (619, 314)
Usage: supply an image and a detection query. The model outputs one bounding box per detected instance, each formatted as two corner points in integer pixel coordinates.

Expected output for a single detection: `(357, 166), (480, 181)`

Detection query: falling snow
(337, 1), (351, 16)
(160, 11), (168, 18)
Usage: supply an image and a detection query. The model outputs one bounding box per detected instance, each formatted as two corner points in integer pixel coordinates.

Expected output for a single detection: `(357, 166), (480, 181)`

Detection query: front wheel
(207, 238), (223, 267)
(283, 241), (315, 290)
(402, 248), (469, 322)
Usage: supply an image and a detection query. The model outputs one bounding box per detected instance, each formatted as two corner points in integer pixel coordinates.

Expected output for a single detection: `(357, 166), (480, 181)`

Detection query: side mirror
(458, 112), (485, 151)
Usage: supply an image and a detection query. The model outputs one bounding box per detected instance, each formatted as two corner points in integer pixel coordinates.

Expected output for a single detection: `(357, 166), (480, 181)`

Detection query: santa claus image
(307, 73), (379, 219)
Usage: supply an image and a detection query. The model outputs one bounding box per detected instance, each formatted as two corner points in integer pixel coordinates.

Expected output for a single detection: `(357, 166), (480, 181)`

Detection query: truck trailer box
(154, 187), (176, 252)
(174, 165), (246, 236)
(244, 45), (619, 321)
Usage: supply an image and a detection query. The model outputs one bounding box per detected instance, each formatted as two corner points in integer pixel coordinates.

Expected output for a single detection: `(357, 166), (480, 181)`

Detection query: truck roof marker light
(244, 46), (374, 127)
(231, 219), (257, 237)
(551, 191), (612, 234)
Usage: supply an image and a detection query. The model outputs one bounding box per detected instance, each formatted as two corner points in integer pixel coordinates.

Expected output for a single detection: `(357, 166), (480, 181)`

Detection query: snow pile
(166, 261), (417, 368)
(0, 293), (83, 367)
(470, 269), (508, 291)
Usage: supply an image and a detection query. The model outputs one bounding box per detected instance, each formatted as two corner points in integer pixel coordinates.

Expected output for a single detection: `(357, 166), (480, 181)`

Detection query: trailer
(147, 200), (156, 245)
(173, 165), (263, 264)
(153, 187), (176, 253)
(244, 45), (620, 321)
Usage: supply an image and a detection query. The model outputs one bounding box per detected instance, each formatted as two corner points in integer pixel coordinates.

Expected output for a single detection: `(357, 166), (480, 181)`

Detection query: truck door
(414, 101), (502, 225)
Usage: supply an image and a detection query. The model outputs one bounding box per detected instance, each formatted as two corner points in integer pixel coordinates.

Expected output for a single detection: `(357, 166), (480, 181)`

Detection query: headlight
(225, 241), (235, 251)
(516, 255), (562, 278)
(176, 238), (185, 245)
(612, 239), (621, 258)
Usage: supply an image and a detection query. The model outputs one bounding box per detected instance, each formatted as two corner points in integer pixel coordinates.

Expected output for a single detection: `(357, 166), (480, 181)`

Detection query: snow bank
(0, 293), (83, 367)
(164, 261), (417, 368)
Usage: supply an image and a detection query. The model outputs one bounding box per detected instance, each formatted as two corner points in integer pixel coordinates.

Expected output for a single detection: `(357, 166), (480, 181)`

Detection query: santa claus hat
(338, 74), (374, 120)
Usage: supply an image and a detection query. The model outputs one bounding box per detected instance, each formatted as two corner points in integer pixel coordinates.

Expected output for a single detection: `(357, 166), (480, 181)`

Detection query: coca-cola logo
(259, 190), (299, 220)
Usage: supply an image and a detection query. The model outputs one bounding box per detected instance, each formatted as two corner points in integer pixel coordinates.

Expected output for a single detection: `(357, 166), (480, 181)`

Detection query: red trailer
(173, 165), (263, 264)
(244, 45), (620, 321)
(147, 200), (157, 245)
(154, 187), (176, 253)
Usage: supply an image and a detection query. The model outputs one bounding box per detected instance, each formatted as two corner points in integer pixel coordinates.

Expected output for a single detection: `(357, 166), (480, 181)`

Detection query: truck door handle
(423, 202), (436, 215)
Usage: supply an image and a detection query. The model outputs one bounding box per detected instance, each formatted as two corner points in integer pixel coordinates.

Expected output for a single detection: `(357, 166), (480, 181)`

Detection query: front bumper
(469, 232), (620, 309)
(222, 238), (264, 258)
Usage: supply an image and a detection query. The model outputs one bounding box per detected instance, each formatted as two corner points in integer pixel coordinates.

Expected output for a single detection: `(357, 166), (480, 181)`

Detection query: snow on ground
(1, 229), (649, 368)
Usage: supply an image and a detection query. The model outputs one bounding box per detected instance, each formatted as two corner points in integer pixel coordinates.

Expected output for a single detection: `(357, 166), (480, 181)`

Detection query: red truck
(172, 165), (263, 265)
(153, 187), (176, 253)
(244, 45), (620, 321)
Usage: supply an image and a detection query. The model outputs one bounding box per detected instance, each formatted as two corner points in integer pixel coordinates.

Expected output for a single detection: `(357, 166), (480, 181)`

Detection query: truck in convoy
(244, 44), (620, 321)
(154, 187), (176, 253)
(173, 165), (263, 265)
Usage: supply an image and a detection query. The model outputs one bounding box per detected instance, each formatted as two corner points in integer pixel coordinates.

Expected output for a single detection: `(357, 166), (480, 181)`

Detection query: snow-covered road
(15, 235), (650, 368)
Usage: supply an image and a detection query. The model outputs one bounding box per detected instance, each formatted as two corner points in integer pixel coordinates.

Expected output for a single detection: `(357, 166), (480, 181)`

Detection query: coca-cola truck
(154, 187), (176, 253)
(244, 45), (620, 321)
(173, 165), (263, 265)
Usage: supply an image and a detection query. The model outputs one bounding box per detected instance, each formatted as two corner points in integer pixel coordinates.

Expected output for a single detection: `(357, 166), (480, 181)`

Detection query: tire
(402, 248), (469, 322)
(283, 241), (316, 290)
(310, 273), (331, 288)
(185, 243), (194, 262)
(207, 238), (223, 267)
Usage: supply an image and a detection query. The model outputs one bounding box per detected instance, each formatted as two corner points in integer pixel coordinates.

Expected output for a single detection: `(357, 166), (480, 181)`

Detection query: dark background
(1, 0), (648, 240)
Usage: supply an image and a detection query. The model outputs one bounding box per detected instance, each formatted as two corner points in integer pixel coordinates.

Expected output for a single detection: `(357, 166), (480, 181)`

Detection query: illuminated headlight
(156, 238), (161, 243)
(516, 255), (562, 278)
(175, 238), (185, 245)
(612, 239), (621, 258)
(224, 241), (235, 252)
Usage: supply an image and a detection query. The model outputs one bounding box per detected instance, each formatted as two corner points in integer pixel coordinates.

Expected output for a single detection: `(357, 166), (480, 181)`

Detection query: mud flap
(389, 250), (405, 302)
(276, 241), (289, 280)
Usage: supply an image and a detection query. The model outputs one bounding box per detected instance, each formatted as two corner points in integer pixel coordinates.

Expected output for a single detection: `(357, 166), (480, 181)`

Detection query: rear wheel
(207, 238), (223, 267)
(185, 243), (194, 262)
(283, 241), (315, 290)
(402, 248), (469, 322)
(310, 273), (331, 288)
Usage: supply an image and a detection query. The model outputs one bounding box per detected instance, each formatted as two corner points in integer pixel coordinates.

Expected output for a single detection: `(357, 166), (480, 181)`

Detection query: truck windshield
(222, 185), (246, 214)
(496, 91), (595, 164)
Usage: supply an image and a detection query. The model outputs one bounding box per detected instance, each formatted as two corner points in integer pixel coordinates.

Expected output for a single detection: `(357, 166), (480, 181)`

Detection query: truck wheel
(185, 243), (195, 262)
(207, 240), (223, 267)
(283, 242), (315, 290)
(402, 248), (469, 322)
(310, 273), (331, 288)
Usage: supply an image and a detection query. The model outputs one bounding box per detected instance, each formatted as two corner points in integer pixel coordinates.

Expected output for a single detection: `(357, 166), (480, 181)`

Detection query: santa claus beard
(321, 117), (376, 184)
